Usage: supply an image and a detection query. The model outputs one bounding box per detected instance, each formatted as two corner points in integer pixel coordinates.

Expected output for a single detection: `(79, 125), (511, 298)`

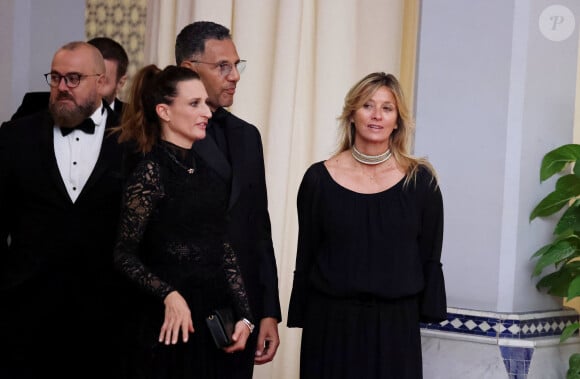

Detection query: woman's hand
(222, 320), (252, 353)
(159, 291), (194, 345)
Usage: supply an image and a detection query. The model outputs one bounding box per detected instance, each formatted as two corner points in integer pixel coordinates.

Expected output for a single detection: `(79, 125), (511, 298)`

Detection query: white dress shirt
(53, 103), (107, 203)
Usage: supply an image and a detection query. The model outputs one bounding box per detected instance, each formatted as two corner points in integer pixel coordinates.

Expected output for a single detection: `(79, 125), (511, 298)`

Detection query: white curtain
(145, 1), (408, 377)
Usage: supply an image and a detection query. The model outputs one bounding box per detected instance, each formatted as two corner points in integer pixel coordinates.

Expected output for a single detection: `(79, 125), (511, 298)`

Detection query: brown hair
(115, 64), (201, 153)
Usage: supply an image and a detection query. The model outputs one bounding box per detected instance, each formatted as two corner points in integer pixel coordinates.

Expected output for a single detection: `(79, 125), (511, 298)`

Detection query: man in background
(0, 41), (126, 379)
(176, 21), (281, 379)
(10, 36), (129, 120)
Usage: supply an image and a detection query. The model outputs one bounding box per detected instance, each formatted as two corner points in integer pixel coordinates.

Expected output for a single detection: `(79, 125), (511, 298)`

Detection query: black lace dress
(113, 140), (253, 379)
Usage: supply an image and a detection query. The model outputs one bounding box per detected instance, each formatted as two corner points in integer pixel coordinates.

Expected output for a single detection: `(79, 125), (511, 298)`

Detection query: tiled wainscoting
(420, 307), (580, 379)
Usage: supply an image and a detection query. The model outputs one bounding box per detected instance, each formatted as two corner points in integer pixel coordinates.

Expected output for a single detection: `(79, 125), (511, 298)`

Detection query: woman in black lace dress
(113, 65), (254, 379)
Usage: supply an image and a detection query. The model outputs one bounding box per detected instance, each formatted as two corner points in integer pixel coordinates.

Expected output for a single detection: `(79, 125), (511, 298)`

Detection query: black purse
(205, 308), (235, 348)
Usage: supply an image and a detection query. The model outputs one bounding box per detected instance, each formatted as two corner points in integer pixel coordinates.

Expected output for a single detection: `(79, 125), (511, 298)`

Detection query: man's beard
(49, 91), (97, 127)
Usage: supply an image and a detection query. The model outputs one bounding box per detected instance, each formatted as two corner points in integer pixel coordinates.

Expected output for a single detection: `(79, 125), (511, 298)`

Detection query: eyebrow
(50, 71), (83, 75)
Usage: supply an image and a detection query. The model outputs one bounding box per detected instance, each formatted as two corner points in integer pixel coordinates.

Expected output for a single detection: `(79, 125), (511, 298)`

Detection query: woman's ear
(156, 103), (170, 122)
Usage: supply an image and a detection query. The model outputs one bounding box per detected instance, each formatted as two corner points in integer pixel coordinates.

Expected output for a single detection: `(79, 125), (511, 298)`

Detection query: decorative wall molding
(85, 0), (148, 100)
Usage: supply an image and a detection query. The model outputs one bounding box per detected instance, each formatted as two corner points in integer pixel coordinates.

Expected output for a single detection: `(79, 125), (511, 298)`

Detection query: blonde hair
(336, 72), (437, 186)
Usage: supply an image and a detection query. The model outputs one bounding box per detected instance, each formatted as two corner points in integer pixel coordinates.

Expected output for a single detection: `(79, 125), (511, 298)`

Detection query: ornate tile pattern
(500, 346), (533, 379)
(421, 308), (579, 378)
(421, 308), (579, 338)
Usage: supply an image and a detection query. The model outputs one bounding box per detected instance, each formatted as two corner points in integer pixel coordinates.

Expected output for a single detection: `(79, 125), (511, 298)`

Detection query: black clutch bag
(205, 308), (235, 348)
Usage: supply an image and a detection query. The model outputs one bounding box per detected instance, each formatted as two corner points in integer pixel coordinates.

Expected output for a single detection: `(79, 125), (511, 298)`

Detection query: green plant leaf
(532, 240), (577, 276)
(560, 321), (579, 342)
(530, 175), (580, 220)
(536, 270), (573, 297)
(556, 174), (580, 196)
(531, 244), (551, 260)
(540, 144), (580, 181)
(536, 262), (580, 297)
(556, 201), (580, 234)
(567, 275), (580, 300)
(531, 233), (580, 260)
(531, 190), (574, 220)
(570, 351), (580, 369)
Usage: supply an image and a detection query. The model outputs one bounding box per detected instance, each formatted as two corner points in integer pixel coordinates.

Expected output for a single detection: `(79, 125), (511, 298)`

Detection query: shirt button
(76, 137), (80, 141)
(73, 161), (77, 165)
(72, 187), (77, 191)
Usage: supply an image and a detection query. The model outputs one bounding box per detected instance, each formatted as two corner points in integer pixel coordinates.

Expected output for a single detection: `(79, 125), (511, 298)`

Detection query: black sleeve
(113, 159), (175, 300)
(0, 122), (15, 255)
(287, 164), (322, 328)
(253, 134), (282, 321)
(417, 168), (447, 323)
(223, 242), (254, 323)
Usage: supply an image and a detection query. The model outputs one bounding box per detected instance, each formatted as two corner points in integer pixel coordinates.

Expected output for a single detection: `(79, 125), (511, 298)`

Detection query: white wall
(414, 0), (579, 312)
(0, 0), (84, 122)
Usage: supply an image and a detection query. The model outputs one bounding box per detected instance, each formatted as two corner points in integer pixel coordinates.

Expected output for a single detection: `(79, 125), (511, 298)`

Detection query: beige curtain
(144, 1), (417, 378)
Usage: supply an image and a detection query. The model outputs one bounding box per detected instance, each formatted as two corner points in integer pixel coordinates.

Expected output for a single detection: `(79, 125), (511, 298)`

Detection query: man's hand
(223, 320), (251, 354)
(254, 317), (279, 364)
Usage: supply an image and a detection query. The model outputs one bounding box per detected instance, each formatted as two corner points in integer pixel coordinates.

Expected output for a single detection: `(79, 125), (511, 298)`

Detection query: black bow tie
(60, 118), (95, 136)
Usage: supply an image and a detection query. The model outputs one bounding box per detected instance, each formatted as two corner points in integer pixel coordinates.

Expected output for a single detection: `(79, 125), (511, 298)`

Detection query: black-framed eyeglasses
(188, 60), (247, 77)
(44, 72), (102, 88)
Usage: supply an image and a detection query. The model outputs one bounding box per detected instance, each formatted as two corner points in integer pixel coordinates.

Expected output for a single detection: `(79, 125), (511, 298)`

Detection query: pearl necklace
(351, 145), (392, 165)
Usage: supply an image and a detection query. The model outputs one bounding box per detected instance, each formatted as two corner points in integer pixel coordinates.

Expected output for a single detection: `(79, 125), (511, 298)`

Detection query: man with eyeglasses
(0, 41), (126, 378)
(176, 21), (281, 379)
(9, 37), (129, 121)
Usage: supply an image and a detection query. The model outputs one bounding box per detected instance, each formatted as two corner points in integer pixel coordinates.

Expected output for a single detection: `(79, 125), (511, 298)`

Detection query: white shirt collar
(89, 101), (106, 128)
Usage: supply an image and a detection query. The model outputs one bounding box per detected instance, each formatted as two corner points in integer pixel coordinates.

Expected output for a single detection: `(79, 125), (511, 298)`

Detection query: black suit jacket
(194, 108), (282, 325)
(0, 107), (127, 377)
(10, 91), (125, 121)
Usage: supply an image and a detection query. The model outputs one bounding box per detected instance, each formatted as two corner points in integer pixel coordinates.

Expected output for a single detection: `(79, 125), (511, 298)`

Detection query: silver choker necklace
(351, 145), (392, 165)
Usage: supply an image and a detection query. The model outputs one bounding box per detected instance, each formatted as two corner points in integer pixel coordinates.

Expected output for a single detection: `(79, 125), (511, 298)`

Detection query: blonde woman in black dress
(288, 72), (446, 379)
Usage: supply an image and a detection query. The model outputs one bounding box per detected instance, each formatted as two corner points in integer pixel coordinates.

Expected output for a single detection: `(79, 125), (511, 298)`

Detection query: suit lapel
(114, 98), (125, 115)
(40, 113), (71, 201)
(194, 109), (244, 210)
(225, 121), (243, 210)
(82, 107), (120, 193)
(193, 123), (232, 181)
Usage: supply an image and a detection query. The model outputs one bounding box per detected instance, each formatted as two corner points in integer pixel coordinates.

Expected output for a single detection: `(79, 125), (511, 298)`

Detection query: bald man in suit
(10, 36), (128, 121)
(0, 41), (127, 379)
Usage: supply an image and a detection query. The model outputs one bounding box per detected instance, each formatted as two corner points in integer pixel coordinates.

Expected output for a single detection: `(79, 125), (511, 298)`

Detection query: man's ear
(156, 103), (170, 122)
(97, 73), (106, 87)
(117, 74), (128, 90)
(180, 60), (197, 72)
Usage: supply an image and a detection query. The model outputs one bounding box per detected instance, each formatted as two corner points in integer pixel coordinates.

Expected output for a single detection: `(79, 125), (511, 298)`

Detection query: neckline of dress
(159, 141), (196, 175)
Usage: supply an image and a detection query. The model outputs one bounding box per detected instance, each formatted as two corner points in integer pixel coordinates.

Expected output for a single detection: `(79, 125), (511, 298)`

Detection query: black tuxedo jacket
(194, 108), (282, 325)
(10, 91), (125, 121)
(0, 107), (127, 376)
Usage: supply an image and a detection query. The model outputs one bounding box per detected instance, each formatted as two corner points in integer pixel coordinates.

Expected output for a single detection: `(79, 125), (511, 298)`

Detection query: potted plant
(529, 143), (580, 378)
